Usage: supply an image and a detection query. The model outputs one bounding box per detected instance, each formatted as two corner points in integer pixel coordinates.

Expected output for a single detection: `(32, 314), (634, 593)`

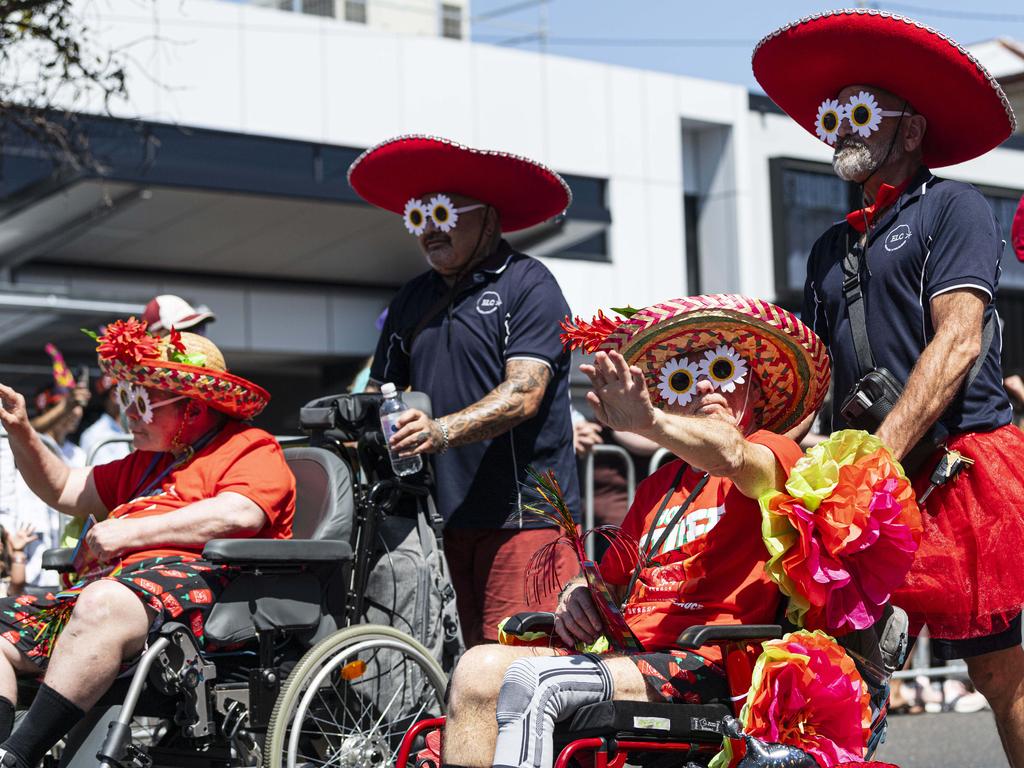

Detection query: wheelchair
(396, 600), (908, 768)
(34, 392), (456, 768)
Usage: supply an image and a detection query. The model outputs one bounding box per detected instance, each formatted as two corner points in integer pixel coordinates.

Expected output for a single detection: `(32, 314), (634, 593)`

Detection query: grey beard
(833, 142), (875, 181)
(833, 136), (903, 182)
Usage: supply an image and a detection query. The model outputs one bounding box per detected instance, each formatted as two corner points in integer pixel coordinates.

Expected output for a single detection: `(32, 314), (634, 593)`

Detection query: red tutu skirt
(893, 425), (1024, 639)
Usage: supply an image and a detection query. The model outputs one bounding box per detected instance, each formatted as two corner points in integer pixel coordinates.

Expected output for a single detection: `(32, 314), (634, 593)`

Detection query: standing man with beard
(754, 10), (1024, 763)
(348, 136), (580, 648)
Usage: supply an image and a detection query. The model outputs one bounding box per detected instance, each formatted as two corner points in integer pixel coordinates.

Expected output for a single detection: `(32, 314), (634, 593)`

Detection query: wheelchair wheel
(264, 624), (447, 768)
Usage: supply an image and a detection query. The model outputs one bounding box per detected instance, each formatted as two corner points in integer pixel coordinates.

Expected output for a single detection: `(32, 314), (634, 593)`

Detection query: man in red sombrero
(440, 295), (842, 768)
(0, 320), (294, 768)
(754, 9), (1024, 760)
(348, 136), (580, 648)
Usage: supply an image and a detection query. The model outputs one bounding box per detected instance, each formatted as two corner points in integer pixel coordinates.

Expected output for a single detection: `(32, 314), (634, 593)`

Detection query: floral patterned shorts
(629, 650), (729, 704)
(0, 556), (235, 668)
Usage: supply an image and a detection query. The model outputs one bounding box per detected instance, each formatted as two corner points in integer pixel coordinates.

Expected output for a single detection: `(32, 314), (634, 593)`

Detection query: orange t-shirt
(599, 431), (803, 653)
(92, 421), (296, 566)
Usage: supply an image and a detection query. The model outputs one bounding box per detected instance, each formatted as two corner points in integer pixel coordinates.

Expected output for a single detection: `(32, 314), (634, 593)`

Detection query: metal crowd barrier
(648, 447), (675, 476)
(85, 435), (134, 465)
(582, 444), (636, 560)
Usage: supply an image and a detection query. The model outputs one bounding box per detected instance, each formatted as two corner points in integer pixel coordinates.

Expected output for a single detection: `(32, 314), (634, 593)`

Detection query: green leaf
(80, 328), (99, 340)
(610, 306), (639, 318)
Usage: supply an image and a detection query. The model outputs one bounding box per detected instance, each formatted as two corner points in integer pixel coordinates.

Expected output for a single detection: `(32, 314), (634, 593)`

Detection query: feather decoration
(44, 343), (75, 391)
(559, 310), (624, 353)
(519, 466), (639, 603)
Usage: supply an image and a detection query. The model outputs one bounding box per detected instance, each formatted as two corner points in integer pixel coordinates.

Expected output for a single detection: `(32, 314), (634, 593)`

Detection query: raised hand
(580, 351), (657, 434)
(0, 383), (31, 437)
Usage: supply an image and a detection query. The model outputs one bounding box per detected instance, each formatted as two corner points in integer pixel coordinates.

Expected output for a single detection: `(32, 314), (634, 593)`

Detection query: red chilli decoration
(559, 310), (623, 353)
(96, 317), (161, 364)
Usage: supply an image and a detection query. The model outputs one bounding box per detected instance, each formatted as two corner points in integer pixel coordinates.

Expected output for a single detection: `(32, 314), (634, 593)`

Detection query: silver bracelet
(436, 417), (450, 454)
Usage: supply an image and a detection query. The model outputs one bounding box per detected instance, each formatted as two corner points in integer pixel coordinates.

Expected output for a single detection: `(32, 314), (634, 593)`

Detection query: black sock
(0, 697), (13, 743)
(1, 684), (84, 768)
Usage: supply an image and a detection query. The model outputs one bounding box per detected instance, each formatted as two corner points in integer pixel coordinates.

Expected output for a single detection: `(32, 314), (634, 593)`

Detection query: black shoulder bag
(837, 236), (994, 473)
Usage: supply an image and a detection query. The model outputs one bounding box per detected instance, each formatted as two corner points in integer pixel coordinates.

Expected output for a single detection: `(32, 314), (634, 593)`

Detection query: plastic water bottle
(378, 383), (423, 476)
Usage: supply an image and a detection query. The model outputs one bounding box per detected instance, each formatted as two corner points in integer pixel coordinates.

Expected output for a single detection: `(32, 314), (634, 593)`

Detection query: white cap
(143, 294), (216, 334)
(380, 382), (397, 396)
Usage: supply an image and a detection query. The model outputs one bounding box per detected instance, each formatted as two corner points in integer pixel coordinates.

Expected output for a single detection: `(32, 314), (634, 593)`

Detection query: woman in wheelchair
(441, 296), (831, 768)
(0, 320), (295, 768)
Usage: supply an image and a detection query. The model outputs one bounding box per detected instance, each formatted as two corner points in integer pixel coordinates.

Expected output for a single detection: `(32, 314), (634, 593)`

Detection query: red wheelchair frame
(394, 623), (790, 768)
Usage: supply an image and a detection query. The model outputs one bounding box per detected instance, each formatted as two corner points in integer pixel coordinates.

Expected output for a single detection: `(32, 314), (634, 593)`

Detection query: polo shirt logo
(884, 223), (912, 252)
(476, 290), (503, 314)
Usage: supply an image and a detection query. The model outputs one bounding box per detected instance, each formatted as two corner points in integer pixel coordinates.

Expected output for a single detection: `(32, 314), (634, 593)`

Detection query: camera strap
(842, 238), (994, 389)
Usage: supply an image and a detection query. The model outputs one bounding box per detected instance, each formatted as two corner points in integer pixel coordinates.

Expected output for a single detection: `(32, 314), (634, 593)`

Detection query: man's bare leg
(42, 580), (153, 710)
(0, 637), (44, 706)
(443, 644), (656, 768)
(967, 645), (1024, 768)
(444, 645), (552, 766)
(0, 580), (153, 768)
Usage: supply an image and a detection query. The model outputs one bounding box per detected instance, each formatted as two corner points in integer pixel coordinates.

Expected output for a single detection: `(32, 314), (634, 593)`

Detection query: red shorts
(894, 425), (1024, 640)
(444, 527), (578, 648)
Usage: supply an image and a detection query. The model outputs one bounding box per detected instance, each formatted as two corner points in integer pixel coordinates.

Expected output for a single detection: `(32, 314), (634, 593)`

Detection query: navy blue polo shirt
(803, 169), (1012, 436)
(370, 240), (580, 529)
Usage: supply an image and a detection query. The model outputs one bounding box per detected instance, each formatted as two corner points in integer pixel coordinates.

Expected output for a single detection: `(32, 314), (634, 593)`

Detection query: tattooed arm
(387, 359), (552, 456)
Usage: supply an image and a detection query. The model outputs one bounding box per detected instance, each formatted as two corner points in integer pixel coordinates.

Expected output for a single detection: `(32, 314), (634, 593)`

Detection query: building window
(441, 3), (462, 39)
(344, 0), (367, 22)
(769, 158), (859, 304)
(684, 194), (701, 294)
(301, 0), (333, 16)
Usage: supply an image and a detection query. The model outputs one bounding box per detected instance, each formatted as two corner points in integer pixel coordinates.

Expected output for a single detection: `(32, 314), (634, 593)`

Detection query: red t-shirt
(92, 422), (296, 565)
(599, 431), (803, 653)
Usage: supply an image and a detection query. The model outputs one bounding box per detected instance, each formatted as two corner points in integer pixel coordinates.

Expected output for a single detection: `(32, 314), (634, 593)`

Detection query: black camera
(838, 367), (905, 431)
(839, 368), (946, 473)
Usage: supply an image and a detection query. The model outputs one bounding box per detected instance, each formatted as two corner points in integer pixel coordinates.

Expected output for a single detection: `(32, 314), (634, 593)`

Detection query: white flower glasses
(815, 90), (908, 145)
(403, 194), (484, 236)
(657, 344), (749, 406)
(115, 382), (187, 424)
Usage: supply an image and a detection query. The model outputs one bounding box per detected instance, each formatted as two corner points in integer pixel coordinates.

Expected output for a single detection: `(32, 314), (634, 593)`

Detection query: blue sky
(469, 1), (1024, 90)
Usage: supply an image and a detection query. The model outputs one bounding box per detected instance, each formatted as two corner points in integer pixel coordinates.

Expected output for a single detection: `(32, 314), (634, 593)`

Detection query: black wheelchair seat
(565, 700), (731, 741)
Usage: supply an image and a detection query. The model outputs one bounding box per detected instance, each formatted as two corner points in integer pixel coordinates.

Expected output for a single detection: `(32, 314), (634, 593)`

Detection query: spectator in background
(0, 524), (36, 598)
(572, 413), (659, 558)
(142, 294), (216, 337)
(1012, 192), (1023, 262)
(0, 386), (87, 590)
(350, 135), (579, 647)
(80, 376), (131, 465)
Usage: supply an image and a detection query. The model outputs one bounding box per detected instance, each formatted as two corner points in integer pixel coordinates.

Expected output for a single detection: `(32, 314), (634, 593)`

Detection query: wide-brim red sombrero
(347, 135), (572, 232)
(562, 295), (830, 434)
(96, 323), (269, 421)
(753, 9), (1016, 168)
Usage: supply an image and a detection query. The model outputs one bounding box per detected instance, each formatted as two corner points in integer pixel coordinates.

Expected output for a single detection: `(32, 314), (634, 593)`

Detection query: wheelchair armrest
(202, 539), (352, 565)
(41, 548), (75, 573)
(676, 624), (783, 648)
(502, 612), (556, 636)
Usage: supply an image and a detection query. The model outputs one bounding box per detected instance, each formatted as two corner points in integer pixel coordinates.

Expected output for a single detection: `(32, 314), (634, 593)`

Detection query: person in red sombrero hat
(349, 135), (581, 649)
(754, 9), (1024, 761)
(0, 319), (294, 768)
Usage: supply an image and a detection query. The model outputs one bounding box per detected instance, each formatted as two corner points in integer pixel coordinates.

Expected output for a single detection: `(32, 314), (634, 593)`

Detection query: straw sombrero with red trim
(561, 295), (830, 434)
(752, 9), (1016, 168)
(94, 318), (269, 420)
(347, 134), (571, 232)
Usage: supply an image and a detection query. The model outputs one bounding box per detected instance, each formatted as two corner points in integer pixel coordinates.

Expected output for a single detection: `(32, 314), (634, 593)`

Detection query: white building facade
(3, 0), (1023, 429)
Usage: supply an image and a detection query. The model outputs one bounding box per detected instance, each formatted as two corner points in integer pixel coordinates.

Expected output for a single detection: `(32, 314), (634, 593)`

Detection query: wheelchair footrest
(565, 701), (731, 742)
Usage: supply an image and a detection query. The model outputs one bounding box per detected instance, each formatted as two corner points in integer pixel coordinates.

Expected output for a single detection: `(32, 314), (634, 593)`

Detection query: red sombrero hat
(347, 135), (572, 232)
(561, 295), (830, 434)
(753, 9), (1016, 168)
(95, 318), (269, 421)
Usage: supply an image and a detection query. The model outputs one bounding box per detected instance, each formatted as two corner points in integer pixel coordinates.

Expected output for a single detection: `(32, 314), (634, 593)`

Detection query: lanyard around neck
(623, 464), (710, 603)
(127, 425), (222, 501)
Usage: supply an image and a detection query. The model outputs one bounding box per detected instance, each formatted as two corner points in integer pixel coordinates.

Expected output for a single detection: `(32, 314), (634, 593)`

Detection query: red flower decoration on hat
(96, 318), (161, 365)
(167, 327), (187, 357)
(560, 310), (623, 353)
